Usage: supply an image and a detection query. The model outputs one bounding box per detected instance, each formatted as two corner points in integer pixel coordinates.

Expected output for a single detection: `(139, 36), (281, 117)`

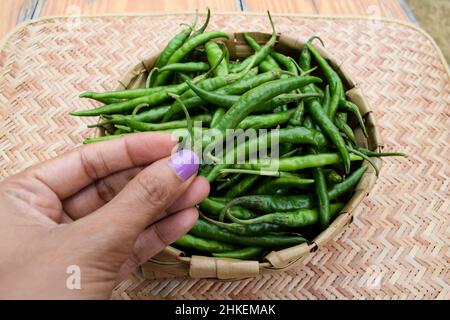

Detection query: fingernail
(169, 149), (199, 181)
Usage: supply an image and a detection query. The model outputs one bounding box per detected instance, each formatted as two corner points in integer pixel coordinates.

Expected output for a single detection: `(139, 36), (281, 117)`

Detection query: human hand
(0, 132), (209, 299)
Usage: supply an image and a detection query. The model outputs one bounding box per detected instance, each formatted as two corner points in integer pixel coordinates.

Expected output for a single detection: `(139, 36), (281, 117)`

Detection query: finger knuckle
(128, 251), (144, 268)
(135, 173), (170, 207)
(94, 178), (117, 203)
(153, 224), (171, 247)
(79, 148), (110, 181)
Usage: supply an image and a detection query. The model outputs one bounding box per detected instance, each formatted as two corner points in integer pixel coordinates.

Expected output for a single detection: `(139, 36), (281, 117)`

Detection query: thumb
(89, 149), (200, 233)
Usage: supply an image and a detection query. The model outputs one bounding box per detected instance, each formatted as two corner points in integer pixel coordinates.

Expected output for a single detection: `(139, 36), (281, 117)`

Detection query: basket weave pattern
(0, 14), (448, 299)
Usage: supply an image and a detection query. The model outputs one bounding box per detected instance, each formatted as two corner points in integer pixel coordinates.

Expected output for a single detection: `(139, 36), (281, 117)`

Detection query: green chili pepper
(163, 68), (258, 113)
(114, 124), (133, 133)
(178, 67), (259, 101)
(282, 100), (306, 154)
(216, 173), (242, 192)
(79, 84), (178, 103)
(297, 46), (352, 174)
(357, 148), (406, 158)
(190, 7), (211, 38)
(189, 78), (320, 112)
(251, 173), (314, 194)
(153, 17), (196, 70)
(311, 165), (330, 229)
(304, 90), (351, 173)
(324, 169), (343, 184)
(277, 126), (328, 147)
(158, 61), (210, 73)
(212, 247), (264, 260)
(211, 108), (225, 127)
(205, 41), (229, 76)
(231, 153), (362, 171)
(200, 212), (285, 236)
(339, 99), (368, 137)
(164, 66), (258, 121)
(346, 144), (380, 176)
(335, 112), (357, 144)
(258, 92), (321, 113)
(228, 61), (241, 72)
(299, 46), (311, 72)
(288, 100), (305, 127)
(227, 203), (344, 228)
(210, 221), (284, 237)
(214, 76), (322, 131)
(232, 12), (277, 73)
(273, 104), (288, 113)
(215, 69), (282, 95)
(113, 128), (127, 135)
(220, 195), (314, 215)
(302, 115), (313, 129)
(216, 164), (368, 220)
(198, 163), (214, 177)
(305, 38), (345, 119)
(322, 85), (331, 111)
(328, 81), (343, 120)
(219, 169), (307, 178)
(95, 105), (170, 127)
(237, 109), (295, 129)
(190, 219), (308, 248)
(302, 106), (331, 230)
(243, 33), (280, 72)
(153, 31), (229, 86)
(271, 51), (298, 75)
(83, 134), (125, 144)
(328, 164), (368, 200)
(205, 126), (328, 182)
(70, 72), (211, 117)
(175, 234), (238, 253)
(199, 197), (256, 220)
(125, 114), (211, 131)
(186, 80), (239, 108)
(225, 175), (260, 198)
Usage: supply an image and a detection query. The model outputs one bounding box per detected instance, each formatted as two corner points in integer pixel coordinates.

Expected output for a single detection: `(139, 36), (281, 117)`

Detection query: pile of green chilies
(71, 10), (405, 261)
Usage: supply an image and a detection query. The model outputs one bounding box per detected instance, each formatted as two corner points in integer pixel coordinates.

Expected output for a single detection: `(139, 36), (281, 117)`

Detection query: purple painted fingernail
(169, 149), (200, 181)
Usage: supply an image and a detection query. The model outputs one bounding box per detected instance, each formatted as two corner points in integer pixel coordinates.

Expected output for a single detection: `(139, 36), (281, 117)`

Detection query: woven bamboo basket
(97, 32), (382, 280)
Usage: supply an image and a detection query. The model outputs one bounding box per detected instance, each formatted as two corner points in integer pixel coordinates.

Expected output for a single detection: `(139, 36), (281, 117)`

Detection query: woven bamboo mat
(0, 13), (449, 300)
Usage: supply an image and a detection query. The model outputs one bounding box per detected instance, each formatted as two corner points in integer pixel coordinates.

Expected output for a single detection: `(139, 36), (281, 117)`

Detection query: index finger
(23, 132), (178, 199)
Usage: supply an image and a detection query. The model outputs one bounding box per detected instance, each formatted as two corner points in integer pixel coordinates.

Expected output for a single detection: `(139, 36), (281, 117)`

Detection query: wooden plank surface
(41, 0), (238, 16)
(0, 0), (39, 39)
(0, 0), (414, 41)
(244, 0), (317, 14)
(245, 0), (409, 20)
(312, 0), (409, 20)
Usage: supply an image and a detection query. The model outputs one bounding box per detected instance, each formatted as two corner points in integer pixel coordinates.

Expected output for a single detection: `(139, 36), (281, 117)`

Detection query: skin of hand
(0, 132), (209, 299)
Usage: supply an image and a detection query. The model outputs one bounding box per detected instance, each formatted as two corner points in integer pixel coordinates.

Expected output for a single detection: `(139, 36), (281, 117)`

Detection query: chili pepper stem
(168, 93), (194, 142)
(346, 145), (379, 176)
